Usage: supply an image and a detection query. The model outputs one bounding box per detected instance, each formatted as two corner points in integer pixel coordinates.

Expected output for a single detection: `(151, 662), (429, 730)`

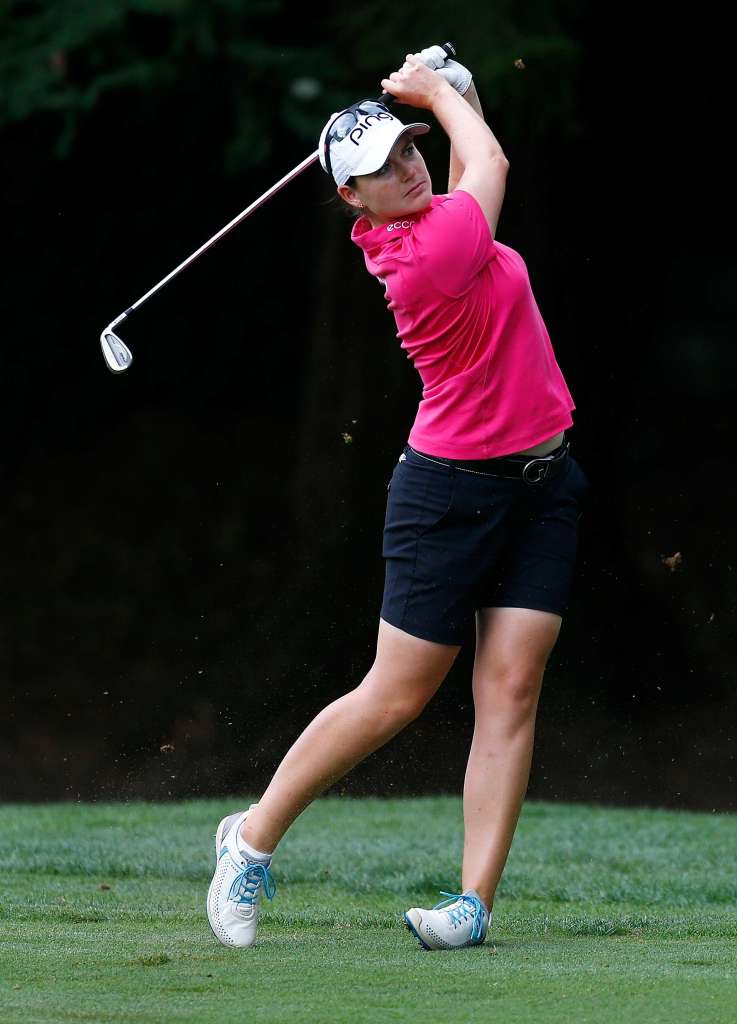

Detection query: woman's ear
(337, 185), (365, 210)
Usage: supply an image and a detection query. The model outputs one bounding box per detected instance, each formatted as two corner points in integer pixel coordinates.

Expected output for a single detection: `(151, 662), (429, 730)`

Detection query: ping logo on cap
(349, 110), (394, 146)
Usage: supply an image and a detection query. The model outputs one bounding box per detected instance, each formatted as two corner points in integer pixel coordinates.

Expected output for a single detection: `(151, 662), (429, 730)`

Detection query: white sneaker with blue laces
(404, 889), (490, 950)
(206, 805), (276, 947)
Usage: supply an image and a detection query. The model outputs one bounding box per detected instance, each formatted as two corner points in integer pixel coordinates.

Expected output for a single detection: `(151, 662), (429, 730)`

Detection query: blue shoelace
(433, 891), (486, 942)
(228, 861), (276, 906)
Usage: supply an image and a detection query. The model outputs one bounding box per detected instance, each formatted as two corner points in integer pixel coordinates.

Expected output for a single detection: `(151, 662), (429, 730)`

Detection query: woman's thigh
(360, 617), (461, 710)
(474, 606), (562, 681)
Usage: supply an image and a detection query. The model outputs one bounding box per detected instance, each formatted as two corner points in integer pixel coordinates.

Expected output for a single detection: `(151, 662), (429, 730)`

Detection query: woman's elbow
(477, 151), (509, 177)
(475, 146), (509, 171)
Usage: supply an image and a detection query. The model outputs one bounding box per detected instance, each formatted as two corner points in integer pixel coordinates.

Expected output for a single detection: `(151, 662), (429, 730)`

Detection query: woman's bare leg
(241, 618), (461, 854)
(461, 607), (562, 910)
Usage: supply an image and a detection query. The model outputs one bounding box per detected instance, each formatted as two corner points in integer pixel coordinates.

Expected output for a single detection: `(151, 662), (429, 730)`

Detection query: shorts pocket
(384, 463), (455, 543)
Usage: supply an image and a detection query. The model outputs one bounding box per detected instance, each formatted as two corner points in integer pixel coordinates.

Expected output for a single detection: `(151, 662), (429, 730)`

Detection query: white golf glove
(417, 44), (473, 96)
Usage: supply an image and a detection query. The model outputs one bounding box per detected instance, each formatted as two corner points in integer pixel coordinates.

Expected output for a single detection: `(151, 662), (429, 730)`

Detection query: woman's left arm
(448, 83), (485, 192)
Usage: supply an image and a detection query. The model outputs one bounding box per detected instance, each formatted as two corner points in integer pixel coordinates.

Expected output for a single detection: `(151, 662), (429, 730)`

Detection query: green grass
(1, 798), (736, 1023)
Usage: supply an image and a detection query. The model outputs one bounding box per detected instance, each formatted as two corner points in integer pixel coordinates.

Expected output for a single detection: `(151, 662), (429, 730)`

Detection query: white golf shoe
(206, 805), (276, 948)
(404, 889), (490, 950)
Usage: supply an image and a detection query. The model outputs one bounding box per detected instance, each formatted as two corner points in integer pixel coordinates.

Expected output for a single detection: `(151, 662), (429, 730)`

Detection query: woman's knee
(355, 671), (434, 725)
(357, 687), (429, 728)
(473, 664), (546, 718)
(501, 668), (545, 709)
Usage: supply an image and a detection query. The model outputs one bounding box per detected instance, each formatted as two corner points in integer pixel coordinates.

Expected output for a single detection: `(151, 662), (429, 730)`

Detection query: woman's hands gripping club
(381, 46), (473, 109)
(416, 44), (473, 95)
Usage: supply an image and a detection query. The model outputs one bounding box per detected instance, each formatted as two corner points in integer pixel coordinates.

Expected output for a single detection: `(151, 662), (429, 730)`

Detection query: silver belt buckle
(522, 458), (549, 485)
(522, 442), (569, 485)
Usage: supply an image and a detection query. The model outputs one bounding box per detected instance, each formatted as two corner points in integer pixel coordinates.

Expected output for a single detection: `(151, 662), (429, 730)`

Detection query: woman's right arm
(382, 55), (509, 237)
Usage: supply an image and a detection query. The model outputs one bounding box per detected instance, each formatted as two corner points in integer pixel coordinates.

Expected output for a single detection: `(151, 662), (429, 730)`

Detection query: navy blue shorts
(381, 443), (590, 645)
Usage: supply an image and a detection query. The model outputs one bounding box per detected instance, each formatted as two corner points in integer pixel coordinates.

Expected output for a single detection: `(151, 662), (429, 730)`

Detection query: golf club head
(100, 327), (133, 373)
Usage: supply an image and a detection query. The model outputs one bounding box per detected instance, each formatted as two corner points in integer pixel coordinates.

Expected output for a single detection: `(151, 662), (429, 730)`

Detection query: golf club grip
(376, 41), (456, 103)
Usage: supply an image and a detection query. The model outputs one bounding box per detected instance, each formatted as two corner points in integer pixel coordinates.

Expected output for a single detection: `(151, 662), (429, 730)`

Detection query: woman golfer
(207, 46), (588, 951)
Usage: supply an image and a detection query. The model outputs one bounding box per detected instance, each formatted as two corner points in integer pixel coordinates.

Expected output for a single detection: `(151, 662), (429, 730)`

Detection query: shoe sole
(403, 912), (432, 951)
(403, 911), (489, 951)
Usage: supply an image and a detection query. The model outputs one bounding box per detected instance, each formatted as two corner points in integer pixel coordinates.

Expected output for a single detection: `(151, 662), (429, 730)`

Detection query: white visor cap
(319, 105), (430, 186)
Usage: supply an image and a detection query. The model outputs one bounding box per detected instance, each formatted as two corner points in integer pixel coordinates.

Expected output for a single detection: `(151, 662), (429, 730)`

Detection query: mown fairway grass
(1, 798), (736, 1024)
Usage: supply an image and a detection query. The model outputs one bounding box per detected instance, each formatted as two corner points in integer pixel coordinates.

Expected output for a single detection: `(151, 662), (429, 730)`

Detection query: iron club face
(100, 327), (133, 373)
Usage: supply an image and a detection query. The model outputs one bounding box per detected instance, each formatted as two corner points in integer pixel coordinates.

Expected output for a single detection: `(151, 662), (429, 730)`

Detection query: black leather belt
(408, 440), (570, 485)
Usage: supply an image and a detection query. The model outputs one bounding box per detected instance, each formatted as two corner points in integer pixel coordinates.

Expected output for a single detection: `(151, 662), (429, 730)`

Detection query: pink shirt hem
(408, 411), (573, 460)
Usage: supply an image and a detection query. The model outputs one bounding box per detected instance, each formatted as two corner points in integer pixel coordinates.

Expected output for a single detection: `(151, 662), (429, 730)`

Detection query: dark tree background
(2, 1), (735, 808)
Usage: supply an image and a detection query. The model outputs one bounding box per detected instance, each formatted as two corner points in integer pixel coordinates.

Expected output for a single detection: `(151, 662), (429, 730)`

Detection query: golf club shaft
(120, 148), (320, 321)
(101, 41), (455, 371)
(116, 40), (455, 321)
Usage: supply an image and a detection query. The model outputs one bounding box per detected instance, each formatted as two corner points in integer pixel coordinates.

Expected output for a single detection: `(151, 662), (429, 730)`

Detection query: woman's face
(337, 135), (432, 226)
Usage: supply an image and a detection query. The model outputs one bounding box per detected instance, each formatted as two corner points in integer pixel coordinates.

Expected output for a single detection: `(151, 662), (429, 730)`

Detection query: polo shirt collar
(351, 213), (419, 253)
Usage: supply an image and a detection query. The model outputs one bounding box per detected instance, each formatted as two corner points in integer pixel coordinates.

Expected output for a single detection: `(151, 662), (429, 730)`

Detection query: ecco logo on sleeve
(387, 221), (412, 232)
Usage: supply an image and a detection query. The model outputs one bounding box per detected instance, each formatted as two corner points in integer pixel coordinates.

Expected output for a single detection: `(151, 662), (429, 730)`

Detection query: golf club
(99, 42), (456, 373)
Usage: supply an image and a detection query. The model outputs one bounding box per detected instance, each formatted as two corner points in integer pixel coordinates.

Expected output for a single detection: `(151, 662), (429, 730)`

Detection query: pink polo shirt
(351, 189), (575, 458)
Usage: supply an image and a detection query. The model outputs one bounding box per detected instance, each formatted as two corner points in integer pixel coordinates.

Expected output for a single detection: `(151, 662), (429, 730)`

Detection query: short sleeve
(412, 190), (496, 298)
